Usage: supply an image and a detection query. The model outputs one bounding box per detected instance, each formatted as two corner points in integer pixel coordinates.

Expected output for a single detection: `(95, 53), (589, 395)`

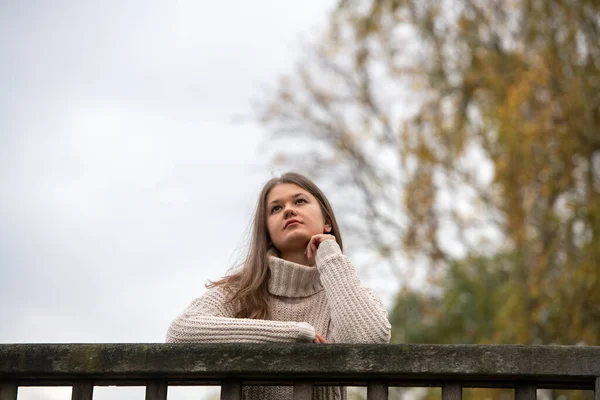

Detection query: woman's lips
(285, 220), (300, 229)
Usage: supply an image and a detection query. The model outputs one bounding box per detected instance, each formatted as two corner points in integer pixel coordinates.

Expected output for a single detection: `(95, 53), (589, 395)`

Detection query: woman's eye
(296, 198), (307, 204)
(271, 205), (282, 213)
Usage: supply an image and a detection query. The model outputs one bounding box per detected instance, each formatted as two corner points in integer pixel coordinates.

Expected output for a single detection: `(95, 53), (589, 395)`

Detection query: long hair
(208, 171), (343, 319)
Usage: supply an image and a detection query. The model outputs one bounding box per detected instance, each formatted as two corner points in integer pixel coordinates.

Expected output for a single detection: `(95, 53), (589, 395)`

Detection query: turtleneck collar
(268, 256), (323, 298)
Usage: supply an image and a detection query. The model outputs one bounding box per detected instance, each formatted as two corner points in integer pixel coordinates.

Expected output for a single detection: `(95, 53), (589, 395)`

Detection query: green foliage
(391, 254), (511, 344)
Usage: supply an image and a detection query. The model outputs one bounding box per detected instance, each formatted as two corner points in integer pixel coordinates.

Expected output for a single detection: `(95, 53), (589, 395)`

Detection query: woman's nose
(284, 206), (296, 219)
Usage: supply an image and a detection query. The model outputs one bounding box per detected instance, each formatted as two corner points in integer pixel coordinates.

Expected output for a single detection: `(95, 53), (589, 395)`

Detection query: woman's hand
(305, 234), (336, 264)
(313, 332), (328, 344)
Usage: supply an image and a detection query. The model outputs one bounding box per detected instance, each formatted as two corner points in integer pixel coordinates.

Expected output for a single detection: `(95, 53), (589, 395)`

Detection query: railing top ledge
(1, 343), (599, 386)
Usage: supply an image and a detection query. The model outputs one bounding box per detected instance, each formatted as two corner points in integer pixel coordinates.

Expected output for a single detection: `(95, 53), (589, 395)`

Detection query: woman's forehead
(266, 183), (311, 202)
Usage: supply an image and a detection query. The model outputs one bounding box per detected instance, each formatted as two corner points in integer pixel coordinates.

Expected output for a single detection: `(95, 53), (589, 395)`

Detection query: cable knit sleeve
(315, 240), (392, 343)
(166, 286), (317, 343)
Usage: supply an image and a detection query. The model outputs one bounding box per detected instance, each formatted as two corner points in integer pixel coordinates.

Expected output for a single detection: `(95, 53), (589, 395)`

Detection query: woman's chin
(276, 233), (312, 252)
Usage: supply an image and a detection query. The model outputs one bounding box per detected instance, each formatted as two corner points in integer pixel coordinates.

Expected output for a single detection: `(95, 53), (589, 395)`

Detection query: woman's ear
(324, 218), (332, 233)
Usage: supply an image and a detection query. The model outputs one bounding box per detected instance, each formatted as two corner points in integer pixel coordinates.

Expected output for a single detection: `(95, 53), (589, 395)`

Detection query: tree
(390, 254), (510, 345)
(259, 0), (600, 346)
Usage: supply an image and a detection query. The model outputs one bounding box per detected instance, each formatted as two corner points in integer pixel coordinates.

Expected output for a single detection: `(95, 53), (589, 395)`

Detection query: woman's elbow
(343, 321), (391, 344)
(165, 317), (191, 343)
(369, 319), (392, 344)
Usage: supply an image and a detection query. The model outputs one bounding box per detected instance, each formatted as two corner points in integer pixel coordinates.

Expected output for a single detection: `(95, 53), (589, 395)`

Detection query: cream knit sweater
(166, 240), (391, 400)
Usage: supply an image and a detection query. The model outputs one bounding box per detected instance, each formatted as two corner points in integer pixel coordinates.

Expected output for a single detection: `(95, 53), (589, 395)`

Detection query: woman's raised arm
(314, 240), (392, 344)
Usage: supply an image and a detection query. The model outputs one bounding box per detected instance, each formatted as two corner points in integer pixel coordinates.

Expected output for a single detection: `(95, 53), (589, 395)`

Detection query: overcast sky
(0, 1), (410, 399)
(0, 1), (373, 399)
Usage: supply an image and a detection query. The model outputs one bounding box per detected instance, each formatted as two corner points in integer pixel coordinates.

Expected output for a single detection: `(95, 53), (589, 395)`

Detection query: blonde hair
(209, 172), (343, 319)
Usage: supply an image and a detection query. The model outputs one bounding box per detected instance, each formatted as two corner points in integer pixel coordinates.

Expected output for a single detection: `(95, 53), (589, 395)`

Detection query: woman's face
(266, 183), (331, 254)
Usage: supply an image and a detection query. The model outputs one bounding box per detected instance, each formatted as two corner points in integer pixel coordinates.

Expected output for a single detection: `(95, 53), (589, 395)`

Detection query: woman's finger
(306, 237), (316, 260)
(306, 234), (335, 263)
(314, 333), (327, 344)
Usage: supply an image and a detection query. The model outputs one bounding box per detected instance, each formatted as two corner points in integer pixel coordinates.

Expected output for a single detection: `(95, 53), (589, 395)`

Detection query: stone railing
(0, 344), (599, 400)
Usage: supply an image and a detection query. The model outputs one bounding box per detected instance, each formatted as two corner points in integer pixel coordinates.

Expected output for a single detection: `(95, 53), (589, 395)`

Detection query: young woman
(166, 172), (391, 399)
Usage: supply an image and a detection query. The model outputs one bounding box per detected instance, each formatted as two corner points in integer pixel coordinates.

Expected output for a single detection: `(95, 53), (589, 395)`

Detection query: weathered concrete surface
(0, 344), (598, 388)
